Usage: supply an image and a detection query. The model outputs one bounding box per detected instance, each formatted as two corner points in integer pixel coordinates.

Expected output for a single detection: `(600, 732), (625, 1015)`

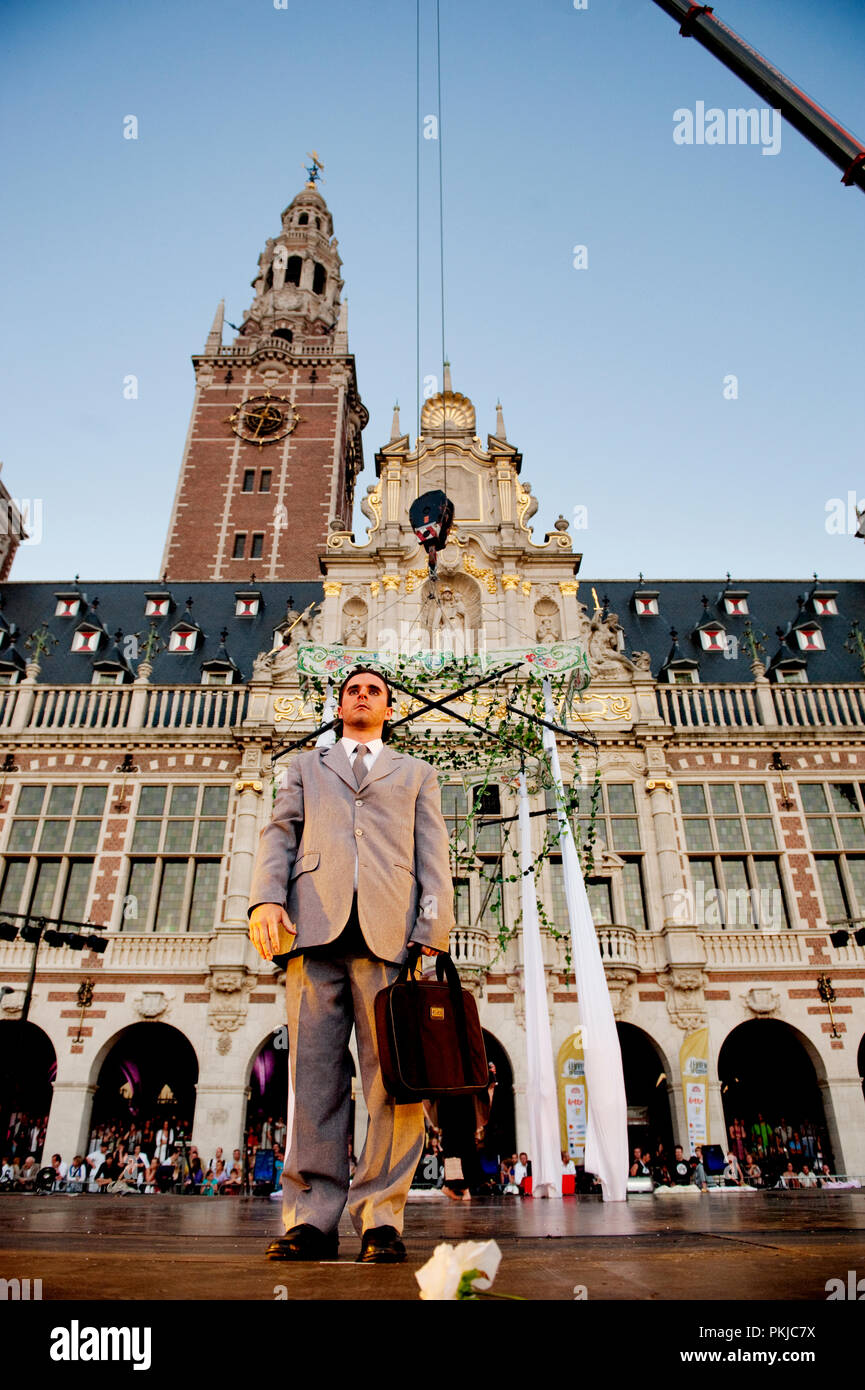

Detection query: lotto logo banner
(680, 1028), (710, 1150)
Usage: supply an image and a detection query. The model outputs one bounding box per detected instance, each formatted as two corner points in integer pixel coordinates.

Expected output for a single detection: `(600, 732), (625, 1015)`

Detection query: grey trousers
(281, 905), (425, 1237)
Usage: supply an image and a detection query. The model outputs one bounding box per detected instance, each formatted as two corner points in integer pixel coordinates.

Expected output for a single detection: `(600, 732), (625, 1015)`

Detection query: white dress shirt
(340, 736), (383, 890)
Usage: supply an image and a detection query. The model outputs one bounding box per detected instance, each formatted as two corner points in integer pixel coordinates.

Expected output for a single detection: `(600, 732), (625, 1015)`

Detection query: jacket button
(355, 799), (363, 807)
(355, 828), (363, 837)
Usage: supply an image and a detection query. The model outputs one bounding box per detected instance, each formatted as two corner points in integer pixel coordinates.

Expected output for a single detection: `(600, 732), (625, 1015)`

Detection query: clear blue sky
(1, 0), (863, 583)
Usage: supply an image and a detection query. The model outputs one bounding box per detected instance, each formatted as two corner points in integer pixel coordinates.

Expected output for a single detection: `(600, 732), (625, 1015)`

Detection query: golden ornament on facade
(501, 575), (519, 591)
(369, 581), (380, 596)
(404, 568), (431, 595)
(420, 390), (476, 434)
(322, 581), (342, 597)
(382, 574), (401, 591)
(234, 779), (263, 794)
(559, 581), (579, 596)
(521, 580), (532, 596)
(462, 552), (497, 594)
(645, 778), (674, 794)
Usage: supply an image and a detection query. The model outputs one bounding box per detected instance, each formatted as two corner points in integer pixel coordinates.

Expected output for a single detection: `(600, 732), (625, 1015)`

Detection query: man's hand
(249, 902), (295, 962)
(410, 942), (441, 958)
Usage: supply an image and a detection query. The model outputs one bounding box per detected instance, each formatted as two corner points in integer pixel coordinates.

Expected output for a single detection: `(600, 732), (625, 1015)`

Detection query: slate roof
(587, 579), (865, 684)
(0, 581), (325, 685)
(0, 577), (861, 685)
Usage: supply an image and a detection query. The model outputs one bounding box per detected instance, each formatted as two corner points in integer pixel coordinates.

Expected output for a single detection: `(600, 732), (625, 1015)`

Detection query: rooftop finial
(303, 150), (324, 188)
(495, 400), (507, 439)
(443, 359), (453, 393)
(391, 402), (401, 440)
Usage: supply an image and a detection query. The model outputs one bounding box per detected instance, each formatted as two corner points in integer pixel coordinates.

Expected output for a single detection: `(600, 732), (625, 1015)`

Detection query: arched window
(297, 212), (309, 226)
(271, 327), (293, 343)
(312, 262), (326, 295)
(284, 256), (302, 286)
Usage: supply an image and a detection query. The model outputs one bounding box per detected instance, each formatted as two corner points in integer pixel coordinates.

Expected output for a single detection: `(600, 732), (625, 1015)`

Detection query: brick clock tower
(160, 171), (368, 581)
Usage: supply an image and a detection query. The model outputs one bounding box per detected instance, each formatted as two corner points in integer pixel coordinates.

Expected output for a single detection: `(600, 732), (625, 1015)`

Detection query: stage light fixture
(85, 935), (108, 954)
(43, 928), (66, 947)
(0, 920), (18, 943)
(20, 923), (41, 943)
(855, 927), (865, 948)
(829, 929), (850, 948)
(63, 932), (86, 951)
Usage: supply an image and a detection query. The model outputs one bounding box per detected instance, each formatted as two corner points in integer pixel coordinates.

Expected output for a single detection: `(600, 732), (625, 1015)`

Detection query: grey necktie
(353, 746), (370, 788)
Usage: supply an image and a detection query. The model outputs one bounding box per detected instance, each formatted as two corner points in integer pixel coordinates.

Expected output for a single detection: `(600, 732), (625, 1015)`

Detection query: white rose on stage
(415, 1240), (502, 1300)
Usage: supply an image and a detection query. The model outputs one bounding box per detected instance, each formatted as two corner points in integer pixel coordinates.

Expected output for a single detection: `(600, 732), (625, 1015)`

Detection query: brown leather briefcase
(375, 946), (489, 1103)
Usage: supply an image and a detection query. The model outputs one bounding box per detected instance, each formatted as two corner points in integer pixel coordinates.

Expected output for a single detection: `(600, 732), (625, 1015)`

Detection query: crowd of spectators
(0, 1113), (290, 1197)
(2, 1111), (48, 1163)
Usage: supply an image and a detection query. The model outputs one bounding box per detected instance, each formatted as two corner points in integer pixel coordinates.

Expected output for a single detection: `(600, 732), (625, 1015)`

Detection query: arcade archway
(0, 1021), (56, 1163)
(718, 1019), (834, 1174)
(481, 1030), (515, 1160)
(616, 1022), (674, 1161)
(89, 1022), (198, 1155)
(245, 1032), (358, 1158)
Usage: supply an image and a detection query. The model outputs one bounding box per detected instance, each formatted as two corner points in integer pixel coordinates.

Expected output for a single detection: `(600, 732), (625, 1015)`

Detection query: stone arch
(717, 1017), (837, 1175)
(616, 1021), (675, 1160)
(533, 596), (562, 644)
(0, 1020), (57, 1163)
(480, 1029), (515, 1161)
(284, 255), (302, 287)
(86, 1021), (199, 1154)
(244, 1029), (360, 1163)
(312, 262), (327, 295)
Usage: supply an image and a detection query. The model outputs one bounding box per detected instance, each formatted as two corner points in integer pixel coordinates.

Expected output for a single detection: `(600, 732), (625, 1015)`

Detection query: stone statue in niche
(580, 602), (635, 678)
(342, 614), (366, 648)
(430, 587), (467, 636)
(534, 596), (562, 644)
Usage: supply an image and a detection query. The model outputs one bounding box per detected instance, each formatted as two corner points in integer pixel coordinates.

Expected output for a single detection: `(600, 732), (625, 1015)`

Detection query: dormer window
(668, 669), (699, 685)
(201, 670), (234, 686)
(144, 594), (171, 618)
(71, 625), (102, 654)
(92, 670), (125, 686)
(795, 625), (824, 652)
(698, 625), (726, 652)
(55, 595), (81, 618)
(812, 592), (838, 616)
(776, 668), (808, 684)
(169, 626), (198, 653)
(634, 590), (659, 616)
(723, 593), (749, 616)
(235, 591), (261, 618)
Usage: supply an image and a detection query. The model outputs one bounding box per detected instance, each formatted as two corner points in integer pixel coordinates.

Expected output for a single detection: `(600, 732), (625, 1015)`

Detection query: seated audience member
(671, 1146), (691, 1186)
(50, 1154), (67, 1191)
(745, 1153), (763, 1187)
(201, 1168), (218, 1197)
(798, 1164), (818, 1188)
(629, 1147), (651, 1178)
(66, 1155), (88, 1193)
(693, 1147), (708, 1192)
(0, 1156), (18, 1189)
(561, 1152), (576, 1176)
(513, 1152), (530, 1191)
(723, 1152), (744, 1186)
(779, 1162), (800, 1189)
(96, 1149), (121, 1192)
(18, 1156), (39, 1190)
(86, 1144), (108, 1193)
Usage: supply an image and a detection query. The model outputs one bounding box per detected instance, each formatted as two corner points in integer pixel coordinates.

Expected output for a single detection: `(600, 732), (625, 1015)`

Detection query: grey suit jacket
(247, 742), (455, 964)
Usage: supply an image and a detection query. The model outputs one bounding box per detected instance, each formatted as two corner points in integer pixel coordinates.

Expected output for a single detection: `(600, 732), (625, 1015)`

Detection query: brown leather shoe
(266, 1223), (339, 1260)
(356, 1225), (406, 1263)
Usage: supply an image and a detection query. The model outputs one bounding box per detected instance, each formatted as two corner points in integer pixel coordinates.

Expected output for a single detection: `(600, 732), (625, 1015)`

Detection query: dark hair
(334, 666), (393, 741)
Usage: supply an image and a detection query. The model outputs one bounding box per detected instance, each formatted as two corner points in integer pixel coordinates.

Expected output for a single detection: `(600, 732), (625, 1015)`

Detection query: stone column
(42, 1082), (97, 1166)
(821, 1075), (863, 1174)
(751, 659), (778, 727)
(645, 775), (688, 926)
(9, 660), (40, 732)
(127, 659), (152, 730)
(192, 1082), (250, 1166)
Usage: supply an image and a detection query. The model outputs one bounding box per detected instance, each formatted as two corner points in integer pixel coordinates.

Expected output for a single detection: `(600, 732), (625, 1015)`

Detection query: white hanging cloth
(541, 679), (629, 1202)
(518, 771), (563, 1200)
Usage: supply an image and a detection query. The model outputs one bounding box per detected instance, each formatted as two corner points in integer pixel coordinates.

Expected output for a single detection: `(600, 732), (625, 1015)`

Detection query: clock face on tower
(228, 392), (299, 447)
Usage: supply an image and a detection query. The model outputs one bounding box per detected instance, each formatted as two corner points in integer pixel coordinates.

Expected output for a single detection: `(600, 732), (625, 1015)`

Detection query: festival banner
(679, 1027), (710, 1153)
(557, 1030), (588, 1162)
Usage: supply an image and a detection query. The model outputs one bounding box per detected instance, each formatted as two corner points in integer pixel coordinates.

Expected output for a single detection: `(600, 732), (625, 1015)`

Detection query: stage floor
(1, 1189), (862, 1302)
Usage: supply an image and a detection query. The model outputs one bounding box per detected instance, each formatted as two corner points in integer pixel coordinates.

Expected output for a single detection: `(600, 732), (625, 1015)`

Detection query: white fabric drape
(541, 679), (629, 1202)
(518, 772), (563, 1200)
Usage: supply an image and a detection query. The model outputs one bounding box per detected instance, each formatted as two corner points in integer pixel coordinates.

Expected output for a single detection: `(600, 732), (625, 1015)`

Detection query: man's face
(337, 674), (392, 738)
(519, 1153), (527, 1164)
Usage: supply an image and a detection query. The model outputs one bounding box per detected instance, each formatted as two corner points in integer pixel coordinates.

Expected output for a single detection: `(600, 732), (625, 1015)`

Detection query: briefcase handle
(399, 945), (480, 1088)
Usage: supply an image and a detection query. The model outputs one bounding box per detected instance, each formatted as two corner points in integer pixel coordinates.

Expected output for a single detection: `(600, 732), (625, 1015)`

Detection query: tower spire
(205, 299), (224, 354)
(495, 399), (507, 439)
(390, 401), (401, 440)
(443, 359), (453, 393)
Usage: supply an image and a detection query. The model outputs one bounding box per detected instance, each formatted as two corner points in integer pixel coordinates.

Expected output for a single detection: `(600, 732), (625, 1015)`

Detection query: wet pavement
(2, 1188), (863, 1301)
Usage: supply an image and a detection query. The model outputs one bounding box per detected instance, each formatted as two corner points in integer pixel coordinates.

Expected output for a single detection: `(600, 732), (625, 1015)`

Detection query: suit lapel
(320, 742), (357, 792)
(361, 745), (402, 787)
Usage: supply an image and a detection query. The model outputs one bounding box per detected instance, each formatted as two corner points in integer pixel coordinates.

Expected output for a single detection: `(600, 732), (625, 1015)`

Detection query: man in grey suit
(247, 666), (454, 1263)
